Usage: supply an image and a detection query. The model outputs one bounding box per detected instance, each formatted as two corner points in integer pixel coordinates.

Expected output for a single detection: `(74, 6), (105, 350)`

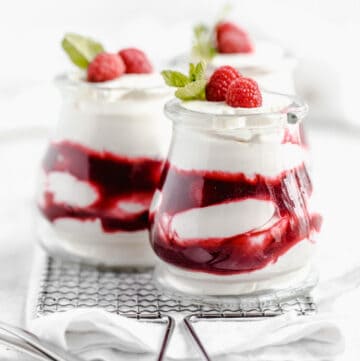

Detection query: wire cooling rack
(35, 256), (317, 361)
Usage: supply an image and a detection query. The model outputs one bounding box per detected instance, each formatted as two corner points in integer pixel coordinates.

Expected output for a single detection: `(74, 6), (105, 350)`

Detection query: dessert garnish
(161, 61), (207, 100)
(87, 53), (125, 82)
(118, 48), (153, 74)
(226, 77), (262, 108)
(206, 65), (241, 101)
(216, 22), (253, 54)
(62, 33), (104, 69)
(162, 62), (262, 108)
(62, 33), (153, 82)
(192, 19), (254, 60)
(192, 24), (217, 61)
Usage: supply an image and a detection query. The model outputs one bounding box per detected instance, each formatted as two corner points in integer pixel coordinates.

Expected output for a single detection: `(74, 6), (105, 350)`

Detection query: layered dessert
(150, 64), (321, 295)
(37, 34), (171, 266)
(190, 20), (296, 93)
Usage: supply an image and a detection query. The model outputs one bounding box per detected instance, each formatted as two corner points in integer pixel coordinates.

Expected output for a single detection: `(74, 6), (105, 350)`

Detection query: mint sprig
(175, 79), (206, 100)
(62, 33), (104, 69)
(192, 24), (217, 61)
(161, 61), (207, 101)
(191, 5), (233, 62)
(189, 61), (206, 81)
(162, 71), (190, 87)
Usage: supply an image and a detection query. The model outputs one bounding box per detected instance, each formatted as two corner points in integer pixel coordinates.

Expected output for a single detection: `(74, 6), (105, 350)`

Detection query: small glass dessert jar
(187, 21), (297, 94)
(206, 41), (297, 94)
(149, 93), (322, 299)
(36, 73), (171, 266)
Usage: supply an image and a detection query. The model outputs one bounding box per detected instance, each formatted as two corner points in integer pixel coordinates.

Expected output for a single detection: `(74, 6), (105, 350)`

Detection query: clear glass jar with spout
(150, 93), (322, 299)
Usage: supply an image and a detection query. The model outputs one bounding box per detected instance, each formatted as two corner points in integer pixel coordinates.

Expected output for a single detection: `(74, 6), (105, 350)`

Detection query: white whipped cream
(53, 73), (172, 159)
(46, 172), (98, 207)
(204, 41), (296, 93)
(54, 106), (171, 158)
(171, 199), (275, 240)
(37, 217), (156, 266)
(118, 201), (147, 213)
(180, 92), (292, 116)
(168, 96), (304, 177)
(169, 128), (304, 177)
(156, 240), (315, 295)
(67, 72), (167, 91)
(210, 41), (285, 71)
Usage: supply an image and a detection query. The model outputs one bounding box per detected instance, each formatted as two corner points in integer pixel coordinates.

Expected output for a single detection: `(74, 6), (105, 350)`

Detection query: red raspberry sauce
(39, 141), (162, 232)
(149, 163), (321, 275)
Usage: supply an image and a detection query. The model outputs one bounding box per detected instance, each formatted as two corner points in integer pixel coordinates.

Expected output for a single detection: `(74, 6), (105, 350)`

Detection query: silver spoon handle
(0, 332), (53, 360)
(0, 321), (82, 361)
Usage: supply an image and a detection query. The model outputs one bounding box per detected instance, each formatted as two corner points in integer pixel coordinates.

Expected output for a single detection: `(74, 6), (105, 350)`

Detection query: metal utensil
(0, 321), (83, 361)
(0, 331), (47, 360)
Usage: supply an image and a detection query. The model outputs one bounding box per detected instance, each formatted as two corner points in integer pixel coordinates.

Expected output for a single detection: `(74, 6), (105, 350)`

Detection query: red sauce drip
(39, 141), (162, 232)
(150, 163), (322, 275)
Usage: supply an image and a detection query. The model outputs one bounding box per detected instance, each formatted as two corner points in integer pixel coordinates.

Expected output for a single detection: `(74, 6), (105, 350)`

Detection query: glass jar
(149, 93), (322, 299)
(208, 55), (297, 94)
(36, 73), (171, 267)
(192, 41), (297, 94)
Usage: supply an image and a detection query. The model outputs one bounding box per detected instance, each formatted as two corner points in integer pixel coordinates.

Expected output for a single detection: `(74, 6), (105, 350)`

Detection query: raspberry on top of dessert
(62, 33), (153, 83)
(192, 19), (255, 63)
(216, 21), (254, 54)
(162, 61), (262, 108)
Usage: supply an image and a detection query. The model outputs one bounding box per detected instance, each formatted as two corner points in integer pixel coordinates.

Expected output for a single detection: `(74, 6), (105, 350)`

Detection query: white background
(1, 0), (360, 126)
(1, 0), (360, 124)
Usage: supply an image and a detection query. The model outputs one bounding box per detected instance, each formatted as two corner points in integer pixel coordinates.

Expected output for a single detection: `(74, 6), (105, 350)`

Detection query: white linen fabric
(29, 307), (344, 361)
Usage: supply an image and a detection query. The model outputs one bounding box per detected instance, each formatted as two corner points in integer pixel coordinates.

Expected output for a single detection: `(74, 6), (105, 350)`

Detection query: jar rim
(164, 91), (308, 130)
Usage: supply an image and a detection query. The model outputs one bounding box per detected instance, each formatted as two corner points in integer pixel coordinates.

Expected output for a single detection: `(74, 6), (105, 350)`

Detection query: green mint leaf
(192, 24), (217, 61)
(62, 33), (104, 69)
(161, 70), (190, 87)
(195, 61), (206, 78)
(188, 61), (206, 81)
(194, 24), (205, 39)
(189, 63), (196, 81)
(175, 79), (206, 101)
(195, 61), (206, 80)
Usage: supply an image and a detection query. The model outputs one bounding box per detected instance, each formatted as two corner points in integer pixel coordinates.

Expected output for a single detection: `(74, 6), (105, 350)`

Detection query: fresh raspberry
(217, 21), (246, 35)
(118, 48), (153, 74)
(226, 77), (262, 108)
(206, 66), (241, 101)
(216, 21), (254, 54)
(87, 52), (125, 82)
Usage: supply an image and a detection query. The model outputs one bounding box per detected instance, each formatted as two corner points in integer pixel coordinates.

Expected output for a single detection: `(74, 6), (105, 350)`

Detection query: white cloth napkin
(27, 264), (357, 361)
(29, 308), (344, 361)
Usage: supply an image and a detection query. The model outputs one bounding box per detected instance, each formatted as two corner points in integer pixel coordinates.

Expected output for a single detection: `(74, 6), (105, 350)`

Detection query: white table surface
(0, 104), (359, 359)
